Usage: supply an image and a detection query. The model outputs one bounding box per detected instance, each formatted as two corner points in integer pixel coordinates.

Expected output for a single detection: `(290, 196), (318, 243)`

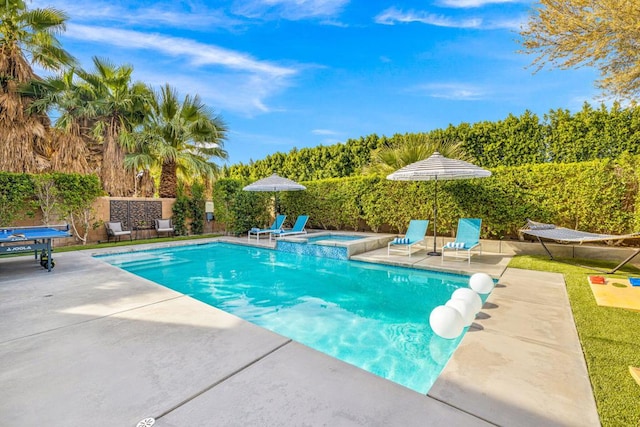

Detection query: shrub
(214, 155), (640, 240)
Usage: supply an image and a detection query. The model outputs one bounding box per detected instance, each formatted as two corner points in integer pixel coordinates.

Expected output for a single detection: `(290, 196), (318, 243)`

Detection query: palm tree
(23, 69), (91, 174)
(0, 0), (75, 172)
(364, 133), (470, 176)
(75, 57), (151, 196)
(127, 84), (228, 198)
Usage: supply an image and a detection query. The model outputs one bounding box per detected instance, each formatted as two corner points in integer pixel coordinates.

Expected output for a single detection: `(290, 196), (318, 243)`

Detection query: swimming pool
(97, 242), (479, 393)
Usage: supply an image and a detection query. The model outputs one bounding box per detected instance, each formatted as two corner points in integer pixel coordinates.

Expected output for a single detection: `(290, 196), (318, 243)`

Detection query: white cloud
(139, 71), (278, 115)
(34, 2), (308, 117)
(375, 7), (481, 28)
(375, 7), (522, 30)
(485, 16), (526, 30)
(59, 24), (300, 116)
(65, 24), (296, 78)
(415, 83), (487, 100)
(233, 0), (349, 20)
(32, 0), (243, 30)
(437, 0), (519, 8)
(312, 129), (341, 136)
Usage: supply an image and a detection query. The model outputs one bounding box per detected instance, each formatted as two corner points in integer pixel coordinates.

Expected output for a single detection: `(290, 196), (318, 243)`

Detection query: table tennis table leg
(46, 239), (52, 271)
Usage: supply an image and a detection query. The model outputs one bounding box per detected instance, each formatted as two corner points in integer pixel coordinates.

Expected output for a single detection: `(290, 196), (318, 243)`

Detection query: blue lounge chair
(387, 220), (429, 257)
(271, 215), (309, 240)
(441, 218), (482, 264)
(248, 214), (286, 242)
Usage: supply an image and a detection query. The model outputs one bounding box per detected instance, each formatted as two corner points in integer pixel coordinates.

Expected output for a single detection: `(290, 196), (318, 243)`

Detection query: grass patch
(508, 255), (640, 427)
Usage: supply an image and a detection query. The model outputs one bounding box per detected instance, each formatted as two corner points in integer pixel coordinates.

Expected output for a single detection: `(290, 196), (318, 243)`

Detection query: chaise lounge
(387, 219), (429, 257)
(441, 218), (482, 264)
(248, 214), (286, 242)
(270, 215), (309, 240)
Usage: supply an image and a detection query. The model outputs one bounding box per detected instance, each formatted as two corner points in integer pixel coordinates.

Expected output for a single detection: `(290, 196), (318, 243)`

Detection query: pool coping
(0, 236), (599, 426)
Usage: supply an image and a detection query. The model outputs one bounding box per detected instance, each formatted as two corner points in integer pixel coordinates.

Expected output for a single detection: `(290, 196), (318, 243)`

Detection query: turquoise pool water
(305, 234), (363, 243)
(97, 242), (475, 393)
(277, 233), (366, 259)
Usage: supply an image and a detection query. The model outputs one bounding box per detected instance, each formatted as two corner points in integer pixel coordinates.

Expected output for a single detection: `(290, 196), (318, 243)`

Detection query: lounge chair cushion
(393, 237), (410, 244)
(156, 219), (172, 229)
(444, 242), (466, 249)
(106, 222), (131, 239)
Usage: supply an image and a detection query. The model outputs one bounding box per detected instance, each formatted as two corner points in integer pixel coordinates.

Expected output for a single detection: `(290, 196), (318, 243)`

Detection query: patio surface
(0, 234), (600, 426)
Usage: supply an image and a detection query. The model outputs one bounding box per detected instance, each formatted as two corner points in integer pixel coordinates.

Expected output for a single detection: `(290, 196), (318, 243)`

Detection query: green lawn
(508, 255), (640, 427)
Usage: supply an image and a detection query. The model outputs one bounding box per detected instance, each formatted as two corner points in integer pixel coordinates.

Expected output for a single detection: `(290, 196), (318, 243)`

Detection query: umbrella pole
(428, 176), (441, 256)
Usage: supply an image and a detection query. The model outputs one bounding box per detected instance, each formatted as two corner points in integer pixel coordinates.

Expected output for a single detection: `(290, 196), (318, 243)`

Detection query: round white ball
(469, 273), (495, 295)
(451, 287), (482, 314)
(445, 298), (475, 326)
(429, 305), (464, 339)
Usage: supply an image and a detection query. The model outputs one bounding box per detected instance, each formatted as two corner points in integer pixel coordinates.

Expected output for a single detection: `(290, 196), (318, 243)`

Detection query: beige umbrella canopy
(387, 152), (491, 256)
(243, 173), (306, 214)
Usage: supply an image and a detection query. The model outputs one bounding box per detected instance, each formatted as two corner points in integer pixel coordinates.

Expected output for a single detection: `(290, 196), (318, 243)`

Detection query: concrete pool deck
(0, 237), (599, 426)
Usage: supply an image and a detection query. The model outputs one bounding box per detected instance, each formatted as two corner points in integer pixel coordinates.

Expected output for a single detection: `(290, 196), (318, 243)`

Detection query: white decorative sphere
(446, 298), (475, 326)
(429, 305), (464, 339)
(451, 287), (482, 314)
(469, 273), (495, 295)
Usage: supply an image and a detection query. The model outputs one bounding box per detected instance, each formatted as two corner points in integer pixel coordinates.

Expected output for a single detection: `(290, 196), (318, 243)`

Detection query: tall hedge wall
(213, 155), (640, 239)
(226, 103), (640, 182)
(0, 172), (103, 226)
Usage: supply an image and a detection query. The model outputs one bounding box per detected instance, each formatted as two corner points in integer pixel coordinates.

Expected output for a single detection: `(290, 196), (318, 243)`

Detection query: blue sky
(32, 0), (601, 165)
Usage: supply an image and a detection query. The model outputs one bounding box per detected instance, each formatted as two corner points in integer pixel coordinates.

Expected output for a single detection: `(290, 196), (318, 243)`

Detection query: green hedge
(226, 103), (640, 182)
(0, 173), (36, 226)
(212, 178), (271, 236)
(0, 172), (103, 226)
(213, 155), (640, 238)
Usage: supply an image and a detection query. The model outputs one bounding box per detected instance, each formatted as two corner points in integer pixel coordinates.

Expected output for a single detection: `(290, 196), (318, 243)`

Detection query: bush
(213, 155), (640, 240)
(172, 186), (189, 236)
(212, 178), (270, 235)
(189, 182), (205, 235)
(53, 173), (104, 244)
(0, 173), (35, 226)
(0, 172), (104, 244)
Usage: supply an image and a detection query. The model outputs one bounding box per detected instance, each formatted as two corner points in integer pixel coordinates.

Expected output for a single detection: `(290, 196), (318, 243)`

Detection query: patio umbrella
(386, 151), (491, 256)
(243, 173), (306, 215)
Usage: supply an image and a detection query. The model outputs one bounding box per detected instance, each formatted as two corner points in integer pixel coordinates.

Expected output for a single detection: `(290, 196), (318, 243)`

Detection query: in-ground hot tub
(276, 232), (392, 260)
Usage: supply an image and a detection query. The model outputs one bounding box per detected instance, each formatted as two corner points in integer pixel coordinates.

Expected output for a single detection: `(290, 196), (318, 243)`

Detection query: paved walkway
(0, 238), (600, 426)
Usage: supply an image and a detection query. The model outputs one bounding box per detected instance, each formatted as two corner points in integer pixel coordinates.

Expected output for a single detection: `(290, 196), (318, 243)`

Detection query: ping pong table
(0, 225), (72, 272)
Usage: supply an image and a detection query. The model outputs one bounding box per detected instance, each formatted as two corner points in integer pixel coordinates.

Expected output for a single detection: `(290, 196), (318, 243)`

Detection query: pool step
(114, 256), (191, 271)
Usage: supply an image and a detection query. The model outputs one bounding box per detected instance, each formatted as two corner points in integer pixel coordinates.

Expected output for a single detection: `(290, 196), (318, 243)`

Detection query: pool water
(305, 234), (363, 243)
(97, 242), (477, 393)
